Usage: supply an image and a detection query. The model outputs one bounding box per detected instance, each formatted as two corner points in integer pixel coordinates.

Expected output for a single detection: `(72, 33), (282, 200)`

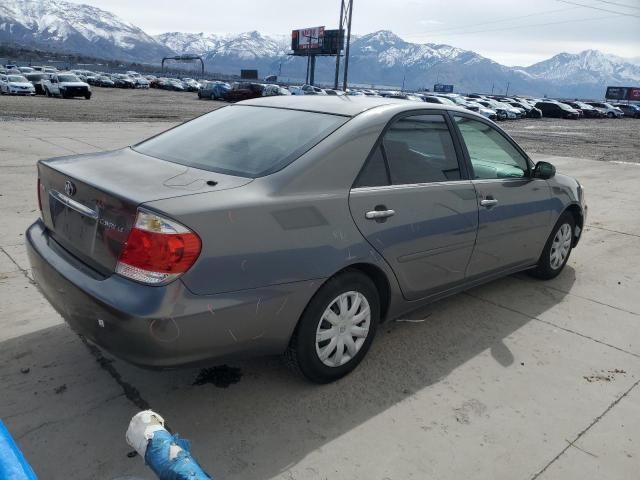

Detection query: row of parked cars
(194, 82), (640, 120)
(0, 65), (92, 99)
(3, 64), (639, 118)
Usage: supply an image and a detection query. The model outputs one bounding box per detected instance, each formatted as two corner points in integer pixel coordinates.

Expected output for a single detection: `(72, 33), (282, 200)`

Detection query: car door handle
(480, 198), (499, 208)
(365, 209), (395, 220)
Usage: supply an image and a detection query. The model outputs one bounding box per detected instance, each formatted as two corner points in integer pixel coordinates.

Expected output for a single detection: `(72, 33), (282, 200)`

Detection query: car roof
(239, 95), (459, 117)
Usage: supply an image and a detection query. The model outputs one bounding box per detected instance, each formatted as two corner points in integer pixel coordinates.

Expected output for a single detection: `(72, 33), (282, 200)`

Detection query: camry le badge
(64, 180), (76, 197)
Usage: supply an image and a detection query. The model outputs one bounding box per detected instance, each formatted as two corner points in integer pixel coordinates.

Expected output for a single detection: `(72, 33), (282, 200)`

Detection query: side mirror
(532, 161), (556, 180)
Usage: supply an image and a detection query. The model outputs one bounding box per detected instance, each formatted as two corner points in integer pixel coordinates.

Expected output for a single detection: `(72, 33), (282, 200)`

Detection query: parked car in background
(181, 78), (200, 92)
(95, 75), (116, 88)
(613, 103), (640, 118)
(474, 100), (508, 121)
(586, 102), (623, 118)
(301, 84), (327, 95)
(198, 81), (231, 100)
(112, 74), (136, 89)
(27, 97), (587, 384)
(263, 84), (292, 96)
(561, 101), (602, 118)
(535, 101), (580, 119)
(19, 66), (34, 74)
(324, 89), (347, 96)
(44, 73), (91, 99)
(0, 74), (36, 95)
(466, 101), (498, 120)
(224, 82), (264, 101)
(24, 73), (50, 95)
(420, 95), (456, 106)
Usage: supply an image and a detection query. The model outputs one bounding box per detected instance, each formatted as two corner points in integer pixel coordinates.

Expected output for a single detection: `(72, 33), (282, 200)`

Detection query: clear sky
(70, 0), (640, 66)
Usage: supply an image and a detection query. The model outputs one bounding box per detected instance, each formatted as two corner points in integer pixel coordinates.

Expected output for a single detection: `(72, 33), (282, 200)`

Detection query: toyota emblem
(64, 180), (76, 197)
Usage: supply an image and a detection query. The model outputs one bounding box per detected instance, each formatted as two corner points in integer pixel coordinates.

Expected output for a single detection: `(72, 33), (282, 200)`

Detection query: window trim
(447, 110), (534, 181)
(351, 109), (471, 190)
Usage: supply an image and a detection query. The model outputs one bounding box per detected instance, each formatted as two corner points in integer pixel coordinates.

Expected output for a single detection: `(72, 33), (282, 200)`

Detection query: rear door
(451, 113), (551, 278)
(349, 112), (479, 301)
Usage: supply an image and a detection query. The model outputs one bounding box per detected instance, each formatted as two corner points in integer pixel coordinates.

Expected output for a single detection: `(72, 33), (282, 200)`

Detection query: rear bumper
(26, 220), (317, 368)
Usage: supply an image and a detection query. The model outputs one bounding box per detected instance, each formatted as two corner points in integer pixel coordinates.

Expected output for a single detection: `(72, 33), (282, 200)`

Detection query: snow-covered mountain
(1, 0), (637, 98)
(157, 29), (639, 97)
(0, 0), (172, 62)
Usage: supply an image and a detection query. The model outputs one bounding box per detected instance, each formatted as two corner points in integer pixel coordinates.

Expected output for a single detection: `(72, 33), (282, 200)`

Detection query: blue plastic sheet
(145, 430), (212, 480)
(0, 420), (38, 480)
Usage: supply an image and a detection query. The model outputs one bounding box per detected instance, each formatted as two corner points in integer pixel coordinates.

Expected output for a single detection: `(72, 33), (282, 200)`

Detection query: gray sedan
(27, 97), (587, 383)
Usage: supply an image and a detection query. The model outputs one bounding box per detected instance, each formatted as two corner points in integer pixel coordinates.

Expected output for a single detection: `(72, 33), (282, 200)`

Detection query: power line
(414, 5), (581, 35)
(556, 0), (640, 17)
(592, 0), (640, 10)
(409, 14), (627, 39)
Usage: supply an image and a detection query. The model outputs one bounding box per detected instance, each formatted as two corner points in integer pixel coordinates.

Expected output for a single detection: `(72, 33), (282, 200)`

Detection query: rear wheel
(284, 271), (379, 383)
(210, 93), (216, 100)
(529, 212), (575, 280)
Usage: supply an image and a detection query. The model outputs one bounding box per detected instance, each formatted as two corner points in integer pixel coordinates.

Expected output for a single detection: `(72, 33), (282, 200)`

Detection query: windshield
(58, 75), (80, 82)
(26, 74), (44, 81)
(8, 75), (28, 82)
(134, 105), (349, 178)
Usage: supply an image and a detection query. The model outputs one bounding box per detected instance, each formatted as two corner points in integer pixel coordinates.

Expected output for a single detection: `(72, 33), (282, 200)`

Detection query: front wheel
(607, 112), (614, 118)
(529, 212), (575, 280)
(284, 271), (379, 383)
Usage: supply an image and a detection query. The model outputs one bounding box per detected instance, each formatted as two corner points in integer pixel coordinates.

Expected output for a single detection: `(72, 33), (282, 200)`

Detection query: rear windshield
(133, 105), (348, 177)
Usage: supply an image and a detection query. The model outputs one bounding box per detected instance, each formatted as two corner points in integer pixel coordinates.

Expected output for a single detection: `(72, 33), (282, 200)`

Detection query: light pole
(334, 0), (354, 91)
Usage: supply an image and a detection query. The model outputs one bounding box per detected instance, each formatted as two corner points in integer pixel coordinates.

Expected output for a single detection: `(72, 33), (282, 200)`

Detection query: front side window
(382, 114), (462, 185)
(454, 116), (528, 179)
(134, 105), (348, 177)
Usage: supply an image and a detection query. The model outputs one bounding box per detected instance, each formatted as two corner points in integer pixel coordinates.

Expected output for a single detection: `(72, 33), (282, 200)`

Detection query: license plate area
(49, 190), (99, 254)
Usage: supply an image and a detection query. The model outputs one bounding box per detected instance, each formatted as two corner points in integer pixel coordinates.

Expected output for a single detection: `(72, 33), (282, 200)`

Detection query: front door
(349, 113), (478, 301)
(451, 114), (552, 278)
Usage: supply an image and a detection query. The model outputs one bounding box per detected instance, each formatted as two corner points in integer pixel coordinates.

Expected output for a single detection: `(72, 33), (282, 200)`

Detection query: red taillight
(37, 177), (43, 212)
(116, 210), (201, 285)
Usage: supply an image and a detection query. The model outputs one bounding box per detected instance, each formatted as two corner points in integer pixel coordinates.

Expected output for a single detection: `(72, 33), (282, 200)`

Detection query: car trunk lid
(38, 147), (252, 274)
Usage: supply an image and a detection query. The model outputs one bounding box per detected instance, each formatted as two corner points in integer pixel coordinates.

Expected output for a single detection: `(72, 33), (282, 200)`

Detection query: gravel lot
(0, 87), (223, 122)
(1, 87), (638, 163)
(502, 118), (640, 164)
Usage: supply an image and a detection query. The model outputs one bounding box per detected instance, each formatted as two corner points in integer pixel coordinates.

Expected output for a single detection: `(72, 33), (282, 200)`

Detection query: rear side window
(383, 114), (461, 185)
(134, 105), (348, 177)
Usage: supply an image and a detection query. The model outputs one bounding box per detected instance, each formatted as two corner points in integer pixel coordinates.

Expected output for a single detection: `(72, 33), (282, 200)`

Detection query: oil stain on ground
(192, 365), (243, 388)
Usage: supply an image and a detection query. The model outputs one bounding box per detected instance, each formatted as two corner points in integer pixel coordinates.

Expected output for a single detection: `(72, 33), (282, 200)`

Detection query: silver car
(27, 97), (587, 383)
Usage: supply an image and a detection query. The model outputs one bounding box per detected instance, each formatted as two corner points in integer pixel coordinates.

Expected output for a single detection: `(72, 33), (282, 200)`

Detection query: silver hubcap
(550, 223), (572, 270)
(315, 291), (371, 367)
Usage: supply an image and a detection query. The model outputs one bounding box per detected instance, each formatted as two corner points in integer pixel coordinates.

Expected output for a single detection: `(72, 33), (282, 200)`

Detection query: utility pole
(339, 0), (354, 91)
(334, 0), (345, 89)
(505, 81), (510, 96)
(491, 83), (495, 95)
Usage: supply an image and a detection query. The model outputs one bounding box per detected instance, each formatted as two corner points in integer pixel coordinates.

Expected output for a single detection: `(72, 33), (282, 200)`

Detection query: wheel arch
(564, 203), (584, 246)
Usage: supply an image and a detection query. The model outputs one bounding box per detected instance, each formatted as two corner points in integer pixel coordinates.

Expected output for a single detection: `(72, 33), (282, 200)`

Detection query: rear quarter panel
(145, 108), (401, 297)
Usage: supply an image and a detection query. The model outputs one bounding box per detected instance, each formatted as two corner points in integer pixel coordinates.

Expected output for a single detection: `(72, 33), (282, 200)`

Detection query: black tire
(284, 271), (380, 383)
(528, 212), (575, 280)
(45, 88), (51, 97)
(210, 93), (216, 100)
(85, 93), (91, 100)
(607, 112), (614, 118)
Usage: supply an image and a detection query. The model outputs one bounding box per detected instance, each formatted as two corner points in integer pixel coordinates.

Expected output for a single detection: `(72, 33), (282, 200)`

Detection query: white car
(44, 73), (92, 99)
(586, 102), (624, 118)
(0, 74), (36, 95)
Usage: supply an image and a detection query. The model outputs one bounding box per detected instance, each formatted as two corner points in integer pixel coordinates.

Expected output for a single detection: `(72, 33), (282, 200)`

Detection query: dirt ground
(0, 87), (222, 122)
(1, 87), (638, 162)
(501, 118), (640, 164)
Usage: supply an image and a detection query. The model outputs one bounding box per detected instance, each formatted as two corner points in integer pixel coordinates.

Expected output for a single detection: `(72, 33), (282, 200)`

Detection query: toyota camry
(27, 96), (587, 383)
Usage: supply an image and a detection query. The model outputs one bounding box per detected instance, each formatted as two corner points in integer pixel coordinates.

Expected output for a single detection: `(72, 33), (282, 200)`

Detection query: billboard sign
(291, 26), (325, 53)
(433, 84), (454, 93)
(240, 69), (258, 80)
(605, 86), (640, 101)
